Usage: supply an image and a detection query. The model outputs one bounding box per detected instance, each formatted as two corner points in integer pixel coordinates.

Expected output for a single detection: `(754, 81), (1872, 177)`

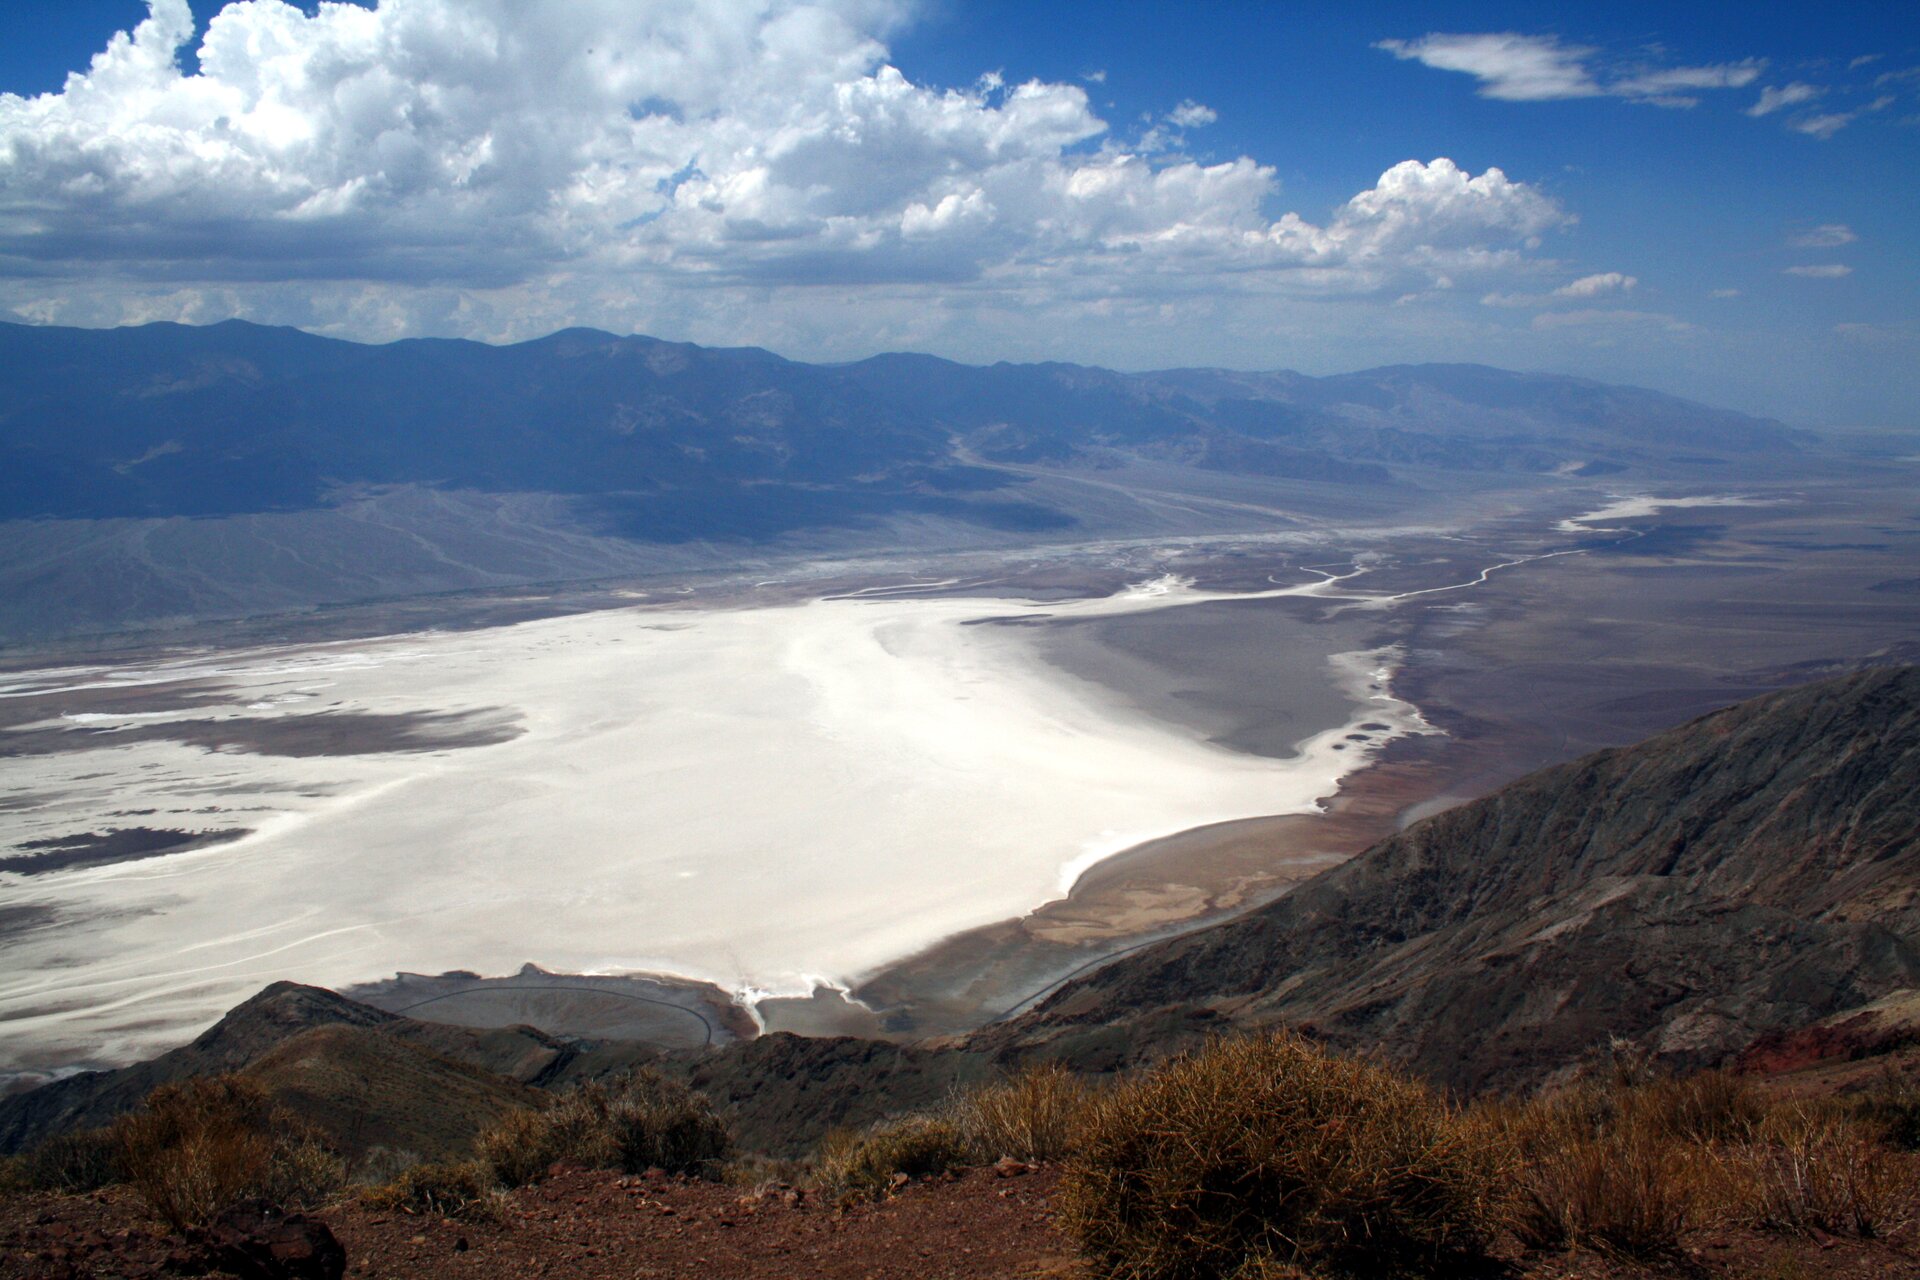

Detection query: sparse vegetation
(108, 1075), (343, 1230)
(1500, 1061), (1919, 1259)
(1510, 1117), (1701, 1258)
(6, 1028), (1916, 1280)
(1848, 1061), (1920, 1151)
(814, 1115), (974, 1201)
(946, 1061), (1093, 1164)
(1711, 1105), (1912, 1239)
(1058, 1031), (1511, 1279)
(2, 1126), (120, 1195)
(1503, 1070), (1762, 1258)
(359, 1158), (502, 1220)
(475, 1069), (729, 1187)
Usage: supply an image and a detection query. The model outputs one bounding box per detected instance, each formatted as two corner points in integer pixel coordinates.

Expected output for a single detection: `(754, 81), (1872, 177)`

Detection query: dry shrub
(8, 1128), (121, 1194)
(814, 1116), (972, 1201)
(1059, 1031), (1510, 1280)
(1500, 1073), (1753, 1258)
(1848, 1063), (1920, 1151)
(360, 1159), (501, 1220)
(1511, 1128), (1700, 1258)
(1639, 1071), (1766, 1144)
(477, 1107), (567, 1189)
(948, 1062), (1093, 1164)
(110, 1075), (342, 1230)
(721, 1152), (809, 1191)
(476, 1070), (728, 1187)
(1710, 1107), (1912, 1239)
(1502, 1066), (1914, 1255)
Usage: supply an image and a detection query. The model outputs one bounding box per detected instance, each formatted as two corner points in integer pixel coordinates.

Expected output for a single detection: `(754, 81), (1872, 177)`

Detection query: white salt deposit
(1555, 493), (1768, 533)
(0, 574), (1425, 1071)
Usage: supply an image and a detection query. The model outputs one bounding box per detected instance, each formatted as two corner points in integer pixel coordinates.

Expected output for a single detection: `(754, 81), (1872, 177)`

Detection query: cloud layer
(1381, 31), (1914, 139)
(0, 0), (1584, 345)
(1376, 33), (1761, 108)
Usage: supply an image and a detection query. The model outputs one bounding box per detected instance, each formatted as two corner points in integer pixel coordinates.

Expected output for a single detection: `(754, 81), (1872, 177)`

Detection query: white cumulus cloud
(1166, 100), (1218, 129)
(0, 0), (1575, 355)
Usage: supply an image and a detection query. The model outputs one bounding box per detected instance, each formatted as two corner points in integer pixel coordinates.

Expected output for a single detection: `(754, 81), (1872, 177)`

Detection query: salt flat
(0, 571), (1423, 1073)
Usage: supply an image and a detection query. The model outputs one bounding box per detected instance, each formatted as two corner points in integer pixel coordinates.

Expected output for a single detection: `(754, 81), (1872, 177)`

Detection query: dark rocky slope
(982, 666), (1920, 1090)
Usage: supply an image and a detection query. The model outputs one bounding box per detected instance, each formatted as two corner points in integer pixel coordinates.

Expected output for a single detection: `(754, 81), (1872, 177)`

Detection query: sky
(0, 1), (1915, 426)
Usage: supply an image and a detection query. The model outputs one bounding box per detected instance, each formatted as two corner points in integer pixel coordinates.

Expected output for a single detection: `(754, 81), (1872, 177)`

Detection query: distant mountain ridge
(0, 319), (1820, 640)
(0, 319), (1805, 527)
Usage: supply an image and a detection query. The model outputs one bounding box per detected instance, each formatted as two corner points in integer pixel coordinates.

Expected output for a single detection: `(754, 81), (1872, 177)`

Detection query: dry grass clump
(947, 1062), (1094, 1164)
(801, 1061), (1091, 1202)
(359, 1159), (502, 1220)
(1059, 1031), (1511, 1280)
(1509, 1121), (1701, 1258)
(1847, 1062), (1920, 1151)
(476, 1070), (728, 1187)
(1502, 1063), (1916, 1257)
(109, 1075), (343, 1230)
(814, 1115), (973, 1201)
(1502, 1070), (1764, 1258)
(1708, 1106), (1912, 1239)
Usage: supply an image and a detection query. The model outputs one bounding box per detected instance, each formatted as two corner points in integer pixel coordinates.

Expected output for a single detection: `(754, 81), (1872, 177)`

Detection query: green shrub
(949, 1062), (1093, 1164)
(815, 1116), (973, 1201)
(1060, 1032), (1510, 1280)
(110, 1075), (343, 1230)
(476, 1070), (728, 1187)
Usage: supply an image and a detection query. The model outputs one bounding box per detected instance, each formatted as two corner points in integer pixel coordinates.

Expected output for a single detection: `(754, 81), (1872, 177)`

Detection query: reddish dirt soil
(6, 1165), (1920, 1280)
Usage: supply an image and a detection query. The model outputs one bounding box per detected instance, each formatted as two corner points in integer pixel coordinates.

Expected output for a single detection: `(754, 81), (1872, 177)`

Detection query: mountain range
(0, 320), (1817, 641)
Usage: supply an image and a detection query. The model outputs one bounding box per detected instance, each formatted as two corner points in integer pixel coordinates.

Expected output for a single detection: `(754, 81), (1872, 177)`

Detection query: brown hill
(241, 1026), (547, 1165)
(981, 666), (1920, 1090)
(0, 983), (658, 1159)
(0, 984), (390, 1155)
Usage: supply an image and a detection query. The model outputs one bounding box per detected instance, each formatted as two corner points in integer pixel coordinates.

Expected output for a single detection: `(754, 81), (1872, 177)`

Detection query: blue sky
(0, 1), (1915, 426)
